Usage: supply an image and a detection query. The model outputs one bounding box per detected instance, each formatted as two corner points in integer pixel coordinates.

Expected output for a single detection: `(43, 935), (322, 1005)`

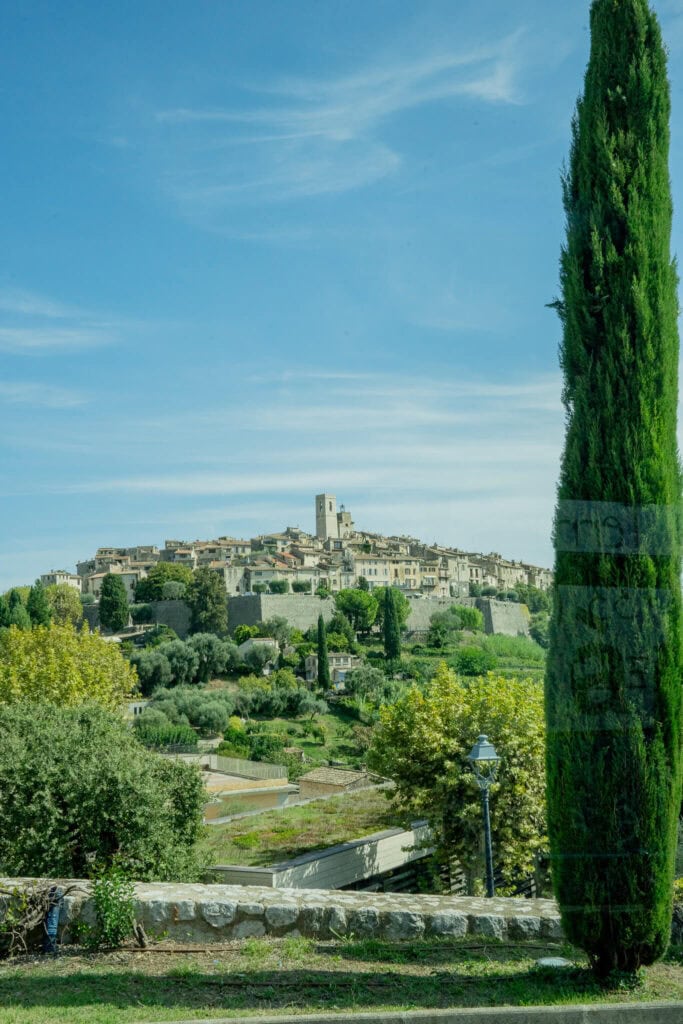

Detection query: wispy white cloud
(0, 287), (120, 355)
(152, 31), (526, 214)
(0, 381), (89, 408)
(0, 327), (112, 354)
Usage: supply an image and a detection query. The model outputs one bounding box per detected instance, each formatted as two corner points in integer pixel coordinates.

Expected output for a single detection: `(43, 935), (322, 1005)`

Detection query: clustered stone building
(43, 493), (552, 604)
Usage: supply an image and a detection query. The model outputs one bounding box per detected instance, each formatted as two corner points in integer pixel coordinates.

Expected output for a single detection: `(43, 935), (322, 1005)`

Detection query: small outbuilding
(297, 766), (373, 800)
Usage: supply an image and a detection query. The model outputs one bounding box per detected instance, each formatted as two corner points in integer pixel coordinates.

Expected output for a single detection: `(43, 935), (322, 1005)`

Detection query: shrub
(292, 580), (312, 593)
(134, 712), (198, 750)
(0, 703), (204, 880)
(130, 604), (154, 625)
(268, 580), (289, 594)
(139, 624), (179, 648)
(452, 646), (497, 676)
(157, 639), (200, 686)
(129, 649), (172, 696)
(161, 581), (187, 600)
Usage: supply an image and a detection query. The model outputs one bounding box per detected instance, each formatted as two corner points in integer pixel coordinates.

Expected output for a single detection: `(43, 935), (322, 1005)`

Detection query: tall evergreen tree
(27, 579), (52, 627)
(99, 574), (130, 633)
(7, 590), (31, 630)
(546, 0), (683, 975)
(317, 614), (330, 689)
(383, 587), (401, 661)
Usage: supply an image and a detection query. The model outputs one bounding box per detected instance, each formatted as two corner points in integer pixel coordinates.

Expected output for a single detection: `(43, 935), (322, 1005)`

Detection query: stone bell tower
(315, 494), (338, 540)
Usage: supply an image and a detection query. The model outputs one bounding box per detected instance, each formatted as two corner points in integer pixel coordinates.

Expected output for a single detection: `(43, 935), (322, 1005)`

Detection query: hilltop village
(41, 493), (552, 607)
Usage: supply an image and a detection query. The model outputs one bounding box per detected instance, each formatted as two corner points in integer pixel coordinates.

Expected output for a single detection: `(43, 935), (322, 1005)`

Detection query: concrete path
(145, 1001), (682, 1024)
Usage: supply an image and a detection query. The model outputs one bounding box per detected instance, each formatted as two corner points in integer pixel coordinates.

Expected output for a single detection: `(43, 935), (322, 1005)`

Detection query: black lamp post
(467, 734), (500, 898)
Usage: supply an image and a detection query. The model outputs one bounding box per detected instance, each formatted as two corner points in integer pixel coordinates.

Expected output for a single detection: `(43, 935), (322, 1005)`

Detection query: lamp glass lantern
(466, 734), (500, 789)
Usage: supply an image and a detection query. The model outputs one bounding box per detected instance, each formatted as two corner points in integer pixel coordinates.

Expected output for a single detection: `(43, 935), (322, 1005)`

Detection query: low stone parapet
(2, 879), (564, 944)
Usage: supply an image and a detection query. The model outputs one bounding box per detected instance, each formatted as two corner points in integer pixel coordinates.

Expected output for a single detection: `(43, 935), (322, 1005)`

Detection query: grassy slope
(1, 938), (682, 1023)
(202, 786), (403, 866)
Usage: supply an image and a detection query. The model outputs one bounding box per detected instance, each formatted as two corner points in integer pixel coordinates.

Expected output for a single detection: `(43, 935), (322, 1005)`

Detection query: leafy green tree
(334, 589), (378, 635)
(356, 575), (370, 591)
(452, 646), (497, 677)
(233, 624), (259, 645)
(369, 663), (545, 893)
(0, 623), (136, 708)
(134, 563), (193, 603)
(45, 583), (82, 625)
(0, 702), (204, 880)
(128, 649), (173, 696)
(268, 579), (289, 594)
(6, 590), (31, 630)
(546, 0), (683, 975)
(186, 632), (230, 683)
(326, 611), (355, 647)
(252, 583), (268, 594)
(428, 608), (462, 649)
(99, 574), (129, 633)
(158, 639), (200, 686)
(187, 567), (228, 635)
(27, 580), (52, 627)
(382, 587), (402, 661)
(140, 623), (178, 647)
(8, 603), (31, 630)
(130, 603), (155, 625)
(374, 586), (411, 631)
(456, 606), (484, 632)
(258, 616), (291, 651)
(161, 580), (187, 600)
(292, 580), (312, 593)
(0, 595), (9, 629)
(317, 614), (330, 688)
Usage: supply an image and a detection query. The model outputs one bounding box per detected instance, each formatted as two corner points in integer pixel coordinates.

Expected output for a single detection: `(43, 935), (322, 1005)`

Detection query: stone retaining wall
(5, 880), (683, 947)
(4, 880), (563, 944)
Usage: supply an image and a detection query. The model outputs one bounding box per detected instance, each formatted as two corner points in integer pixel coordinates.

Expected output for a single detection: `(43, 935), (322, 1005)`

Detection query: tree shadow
(0, 960), (611, 1016)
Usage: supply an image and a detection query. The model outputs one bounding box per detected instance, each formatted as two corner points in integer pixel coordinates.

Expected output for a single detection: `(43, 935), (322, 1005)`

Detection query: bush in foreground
(0, 703), (204, 880)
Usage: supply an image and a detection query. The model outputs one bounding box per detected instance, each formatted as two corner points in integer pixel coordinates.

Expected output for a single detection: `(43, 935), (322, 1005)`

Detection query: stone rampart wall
(477, 599), (530, 637)
(228, 595), (335, 634)
(149, 599), (192, 639)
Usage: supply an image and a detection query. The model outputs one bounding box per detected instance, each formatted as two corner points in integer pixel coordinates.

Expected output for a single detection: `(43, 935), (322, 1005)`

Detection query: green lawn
(1, 938), (682, 1023)
(202, 786), (403, 866)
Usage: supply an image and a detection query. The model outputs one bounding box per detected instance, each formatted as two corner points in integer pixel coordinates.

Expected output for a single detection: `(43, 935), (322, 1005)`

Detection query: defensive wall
(403, 598), (530, 638)
(227, 594), (336, 634)
(227, 594), (530, 638)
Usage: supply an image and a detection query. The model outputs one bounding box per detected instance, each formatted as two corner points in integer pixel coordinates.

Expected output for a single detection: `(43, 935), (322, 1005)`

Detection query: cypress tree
(317, 614), (330, 689)
(99, 574), (130, 633)
(546, 0), (683, 975)
(383, 587), (401, 662)
(27, 580), (52, 627)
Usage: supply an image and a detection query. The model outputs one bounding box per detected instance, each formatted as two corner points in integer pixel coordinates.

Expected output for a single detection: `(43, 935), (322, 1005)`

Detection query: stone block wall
(5, 879), (683, 947)
(228, 595), (335, 634)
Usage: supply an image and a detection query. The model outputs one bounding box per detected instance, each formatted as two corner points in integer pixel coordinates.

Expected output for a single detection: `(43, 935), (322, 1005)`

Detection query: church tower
(315, 494), (338, 540)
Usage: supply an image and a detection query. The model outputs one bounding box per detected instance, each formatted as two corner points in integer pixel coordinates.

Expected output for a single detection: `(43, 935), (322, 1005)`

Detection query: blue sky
(3, 0), (683, 589)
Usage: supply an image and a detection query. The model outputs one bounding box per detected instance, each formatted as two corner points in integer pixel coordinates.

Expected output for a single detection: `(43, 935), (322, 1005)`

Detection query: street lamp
(467, 735), (500, 898)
